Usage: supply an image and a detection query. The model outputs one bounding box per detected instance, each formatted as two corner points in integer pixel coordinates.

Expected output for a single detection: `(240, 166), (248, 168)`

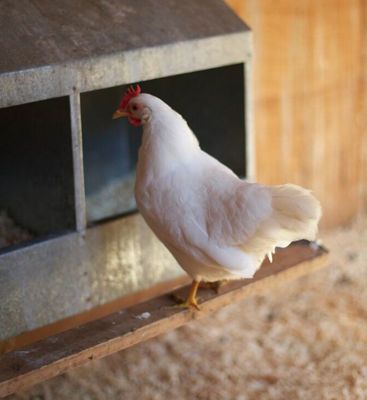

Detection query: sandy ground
(8, 216), (367, 400)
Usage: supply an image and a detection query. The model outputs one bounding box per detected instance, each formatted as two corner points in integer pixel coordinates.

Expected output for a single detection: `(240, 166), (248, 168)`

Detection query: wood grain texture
(226, 0), (367, 228)
(0, 275), (190, 356)
(0, 241), (328, 398)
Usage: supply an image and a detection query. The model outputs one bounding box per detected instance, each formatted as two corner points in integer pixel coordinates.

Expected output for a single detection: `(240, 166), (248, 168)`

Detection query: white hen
(113, 85), (322, 309)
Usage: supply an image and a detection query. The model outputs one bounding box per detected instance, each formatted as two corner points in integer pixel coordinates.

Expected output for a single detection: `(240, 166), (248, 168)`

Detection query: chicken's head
(113, 84), (151, 127)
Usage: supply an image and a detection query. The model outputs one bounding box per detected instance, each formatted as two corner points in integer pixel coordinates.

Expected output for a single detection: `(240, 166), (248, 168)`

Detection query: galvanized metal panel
(0, 0), (248, 75)
(0, 0), (251, 107)
(0, 0), (253, 340)
(0, 214), (181, 340)
(0, 32), (251, 108)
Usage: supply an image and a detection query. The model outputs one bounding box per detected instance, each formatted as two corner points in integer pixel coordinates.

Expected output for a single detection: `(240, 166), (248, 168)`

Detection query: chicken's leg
(177, 280), (200, 310)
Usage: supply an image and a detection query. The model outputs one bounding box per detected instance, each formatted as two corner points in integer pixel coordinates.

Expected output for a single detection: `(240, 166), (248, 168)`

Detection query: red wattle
(128, 116), (142, 127)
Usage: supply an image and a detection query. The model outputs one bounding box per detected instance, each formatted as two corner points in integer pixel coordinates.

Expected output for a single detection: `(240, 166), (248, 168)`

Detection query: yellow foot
(171, 293), (201, 310)
(171, 280), (201, 311)
(176, 298), (201, 311)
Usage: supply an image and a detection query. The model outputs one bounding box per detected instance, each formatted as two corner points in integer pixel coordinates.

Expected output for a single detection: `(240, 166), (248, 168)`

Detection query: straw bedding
(0, 211), (32, 250)
(9, 217), (367, 400)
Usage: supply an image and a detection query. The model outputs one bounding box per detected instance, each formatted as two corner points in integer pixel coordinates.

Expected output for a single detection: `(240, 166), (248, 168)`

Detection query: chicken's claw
(171, 280), (201, 311)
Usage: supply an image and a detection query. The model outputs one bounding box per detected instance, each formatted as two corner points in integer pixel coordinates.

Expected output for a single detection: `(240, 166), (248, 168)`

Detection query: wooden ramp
(0, 241), (328, 398)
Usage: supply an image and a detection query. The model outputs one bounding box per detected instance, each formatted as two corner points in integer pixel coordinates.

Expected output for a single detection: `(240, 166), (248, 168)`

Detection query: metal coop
(0, 0), (327, 395)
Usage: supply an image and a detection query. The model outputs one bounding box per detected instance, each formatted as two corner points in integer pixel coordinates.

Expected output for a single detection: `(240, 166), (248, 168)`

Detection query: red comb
(119, 84), (141, 110)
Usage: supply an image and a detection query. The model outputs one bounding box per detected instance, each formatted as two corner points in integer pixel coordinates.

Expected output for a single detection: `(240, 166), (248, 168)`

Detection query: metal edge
(69, 92), (87, 232)
(0, 32), (252, 108)
(244, 31), (256, 182)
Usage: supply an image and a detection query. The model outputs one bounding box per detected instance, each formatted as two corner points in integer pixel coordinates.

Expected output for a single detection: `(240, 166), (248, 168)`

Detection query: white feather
(133, 94), (322, 282)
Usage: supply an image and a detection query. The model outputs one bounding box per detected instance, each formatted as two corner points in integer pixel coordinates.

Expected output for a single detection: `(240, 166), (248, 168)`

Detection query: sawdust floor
(9, 216), (367, 400)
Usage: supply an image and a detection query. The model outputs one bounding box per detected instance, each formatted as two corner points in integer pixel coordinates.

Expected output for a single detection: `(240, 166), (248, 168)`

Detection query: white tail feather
(270, 184), (321, 241)
(242, 184), (322, 267)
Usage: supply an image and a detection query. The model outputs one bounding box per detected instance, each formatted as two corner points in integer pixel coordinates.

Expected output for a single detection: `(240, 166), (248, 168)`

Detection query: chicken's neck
(138, 111), (200, 177)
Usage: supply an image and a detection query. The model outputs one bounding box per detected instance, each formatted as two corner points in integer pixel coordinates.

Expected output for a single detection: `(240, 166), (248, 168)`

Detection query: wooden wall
(226, 0), (367, 228)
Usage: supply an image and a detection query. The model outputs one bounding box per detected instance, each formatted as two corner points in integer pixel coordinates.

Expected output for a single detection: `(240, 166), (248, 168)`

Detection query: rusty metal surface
(0, 214), (182, 341)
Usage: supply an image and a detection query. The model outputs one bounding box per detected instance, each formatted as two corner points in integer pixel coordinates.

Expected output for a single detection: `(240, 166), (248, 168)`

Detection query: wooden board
(0, 275), (190, 356)
(225, 0), (367, 228)
(0, 241), (328, 398)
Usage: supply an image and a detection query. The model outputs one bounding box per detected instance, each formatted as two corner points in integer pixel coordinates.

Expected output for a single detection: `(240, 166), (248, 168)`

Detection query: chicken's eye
(132, 104), (138, 111)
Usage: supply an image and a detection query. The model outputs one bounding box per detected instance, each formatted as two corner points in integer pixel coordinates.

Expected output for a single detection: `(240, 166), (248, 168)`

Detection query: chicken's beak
(112, 109), (129, 119)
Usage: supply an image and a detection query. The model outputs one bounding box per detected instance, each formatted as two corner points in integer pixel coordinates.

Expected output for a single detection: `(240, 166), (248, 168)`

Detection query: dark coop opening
(0, 97), (76, 252)
(81, 63), (246, 224)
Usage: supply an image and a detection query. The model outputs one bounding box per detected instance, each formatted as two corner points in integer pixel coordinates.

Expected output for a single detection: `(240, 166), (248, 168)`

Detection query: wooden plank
(225, 0), (367, 228)
(0, 275), (190, 356)
(0, 241), (328, 398)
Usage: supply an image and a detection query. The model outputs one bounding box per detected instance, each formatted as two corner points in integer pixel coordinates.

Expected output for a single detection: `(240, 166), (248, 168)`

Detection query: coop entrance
(81, 63), (246, 224)
(0, 97), (76, 252)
